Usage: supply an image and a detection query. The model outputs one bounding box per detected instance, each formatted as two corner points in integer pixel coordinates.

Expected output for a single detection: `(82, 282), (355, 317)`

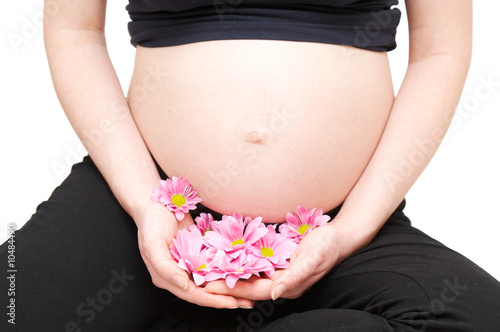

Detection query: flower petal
(175, 210), (185, 221)
(243, 218), (268, 245)
(193, 272), (206, 286)
(205, 270), (225, 282)
(225, 274), (240, 289)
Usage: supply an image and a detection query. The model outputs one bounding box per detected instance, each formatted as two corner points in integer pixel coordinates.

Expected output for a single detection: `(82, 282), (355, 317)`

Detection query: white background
(1, 2), (499, 280)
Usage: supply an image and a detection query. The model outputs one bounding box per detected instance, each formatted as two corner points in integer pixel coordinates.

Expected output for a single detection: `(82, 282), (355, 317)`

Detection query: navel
(246, 130), (266, 144)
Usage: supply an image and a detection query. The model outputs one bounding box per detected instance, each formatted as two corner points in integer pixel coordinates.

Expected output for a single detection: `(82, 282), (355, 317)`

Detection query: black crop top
(126, 0), (401, 52)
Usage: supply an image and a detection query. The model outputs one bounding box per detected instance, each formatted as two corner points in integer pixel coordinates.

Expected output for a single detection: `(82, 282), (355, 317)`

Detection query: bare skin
(129, 40), (395, 222)
(43, 0), (472, 310)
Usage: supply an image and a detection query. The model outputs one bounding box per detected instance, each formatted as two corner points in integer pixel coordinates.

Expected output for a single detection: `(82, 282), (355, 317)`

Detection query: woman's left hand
(203, 221), (351, 301)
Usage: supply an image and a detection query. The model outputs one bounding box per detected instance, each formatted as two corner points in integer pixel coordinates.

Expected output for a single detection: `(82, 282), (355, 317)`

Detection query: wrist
(131, 198), (196, 231)
(130, 199), (170, 227)
(105, 176), (163, 224)
(129, 198), (152, 219)
(325, 215), (379, 261)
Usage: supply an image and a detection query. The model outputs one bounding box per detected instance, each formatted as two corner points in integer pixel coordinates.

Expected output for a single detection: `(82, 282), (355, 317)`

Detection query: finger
(270, 254), (317, 300)
(183, 281), (253, 309)
(269, 269), (285, 281)
(143, 232), (193, 290)
(180, 280), (255, 309)
(143, 254), (190, 290)
(235, 297), (255, 309)
(204, 276), (273, 301)
(141, 235), (191, 291)
(144, 258), (248, 309)
(144, 245), (254, 308)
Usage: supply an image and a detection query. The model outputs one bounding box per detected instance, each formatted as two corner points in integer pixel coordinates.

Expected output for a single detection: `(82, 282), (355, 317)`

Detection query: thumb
(158, 258), (191, 291)
(270, 255), (312, 300)
(147, 238), (190, 291)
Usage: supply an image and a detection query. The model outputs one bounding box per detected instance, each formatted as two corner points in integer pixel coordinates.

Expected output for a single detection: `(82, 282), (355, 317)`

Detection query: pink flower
(279, 206), (331, 243)
(203, 213), (268, 258)
(250, 225), (298, 277)
(170, 228), (211, 285)
(188, 213), (214, 235)
(205, 251), (271, 289)
(151, 176), (202, 221)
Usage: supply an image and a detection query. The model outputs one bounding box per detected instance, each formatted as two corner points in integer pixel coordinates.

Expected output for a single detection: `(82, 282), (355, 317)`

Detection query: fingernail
(172, 275), (188, 290)
(237, 299), (254, 309)
(271, 284), (286, 300)
(239, 305), (254, 309)
(238, 302), (254, 309)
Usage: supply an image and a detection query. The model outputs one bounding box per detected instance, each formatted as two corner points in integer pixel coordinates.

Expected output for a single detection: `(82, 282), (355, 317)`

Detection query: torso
(128, 40), (395, 222)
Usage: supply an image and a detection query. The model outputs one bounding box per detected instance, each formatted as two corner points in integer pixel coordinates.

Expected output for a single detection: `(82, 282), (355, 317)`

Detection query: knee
(385, 274), (500, 331)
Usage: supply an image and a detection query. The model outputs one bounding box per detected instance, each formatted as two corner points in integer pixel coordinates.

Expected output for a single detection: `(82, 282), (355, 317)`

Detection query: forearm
(331, 54), (471, 259)
(42, 22), (245, 307)
(44, 28), (160, 222)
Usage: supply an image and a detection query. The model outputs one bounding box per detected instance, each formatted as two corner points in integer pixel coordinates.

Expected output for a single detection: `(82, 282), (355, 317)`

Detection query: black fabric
(1, 155), (500, 331)
(126, 0), (401, 52)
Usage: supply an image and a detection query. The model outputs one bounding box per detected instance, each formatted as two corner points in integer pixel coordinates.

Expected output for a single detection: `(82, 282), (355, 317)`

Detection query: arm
(43, 0), (251, 309)
(332, 0), (473, 247)
(270, 0), (473, 299)
(203, 0), (473, 300)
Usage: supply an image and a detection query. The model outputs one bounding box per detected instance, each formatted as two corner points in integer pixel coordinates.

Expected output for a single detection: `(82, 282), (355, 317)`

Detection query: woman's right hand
(135, 203), (254, 309)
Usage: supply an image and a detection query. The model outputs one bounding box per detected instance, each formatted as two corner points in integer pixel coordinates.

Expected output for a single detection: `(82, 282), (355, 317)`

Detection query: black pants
(1, 155), (500, 332)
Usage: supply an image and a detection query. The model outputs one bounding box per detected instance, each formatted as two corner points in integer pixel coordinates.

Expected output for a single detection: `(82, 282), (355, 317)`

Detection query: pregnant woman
(2, 0), (500, 331)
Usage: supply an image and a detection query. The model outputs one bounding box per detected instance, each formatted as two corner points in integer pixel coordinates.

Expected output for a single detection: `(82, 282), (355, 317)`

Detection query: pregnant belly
(127, 40), (395, 222)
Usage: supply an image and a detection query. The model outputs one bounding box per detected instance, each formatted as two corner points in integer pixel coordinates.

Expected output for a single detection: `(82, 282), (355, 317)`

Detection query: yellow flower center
(260, 247), (274, 258)
(298, 224), (311, 235)
(171, 194), (186, 207)
(231, 239), (244, 247)
(196, 264), (206, 271)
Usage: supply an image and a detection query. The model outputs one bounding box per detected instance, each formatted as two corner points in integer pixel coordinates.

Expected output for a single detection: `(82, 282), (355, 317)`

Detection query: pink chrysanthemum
(151, 176), (202, 221)
(203, 213), (268, 259)
(170, 228), (212, 286)
(279, 206), (331, 243)
(205, 251), (271, 289)
(250, 225), (298, 277)
(188, 213), (214, 235)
